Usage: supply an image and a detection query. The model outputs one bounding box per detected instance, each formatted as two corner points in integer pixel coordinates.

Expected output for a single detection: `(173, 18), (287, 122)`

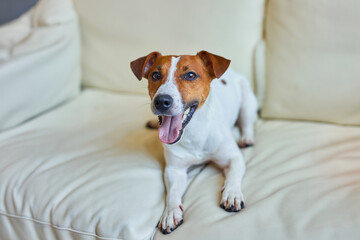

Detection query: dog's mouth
(158, 102), (198, 144)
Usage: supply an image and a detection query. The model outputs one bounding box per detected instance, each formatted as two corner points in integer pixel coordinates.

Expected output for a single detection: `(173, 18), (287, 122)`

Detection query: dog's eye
(151, 71), (161, 81)
(184, 71), (198, 81)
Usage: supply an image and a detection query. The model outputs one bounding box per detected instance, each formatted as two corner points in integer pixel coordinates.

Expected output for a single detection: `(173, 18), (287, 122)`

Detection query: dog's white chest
(164, 137), (212, 167)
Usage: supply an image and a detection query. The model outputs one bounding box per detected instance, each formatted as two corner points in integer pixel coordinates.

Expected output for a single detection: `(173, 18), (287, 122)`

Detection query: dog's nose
(154, 94), (173, 112)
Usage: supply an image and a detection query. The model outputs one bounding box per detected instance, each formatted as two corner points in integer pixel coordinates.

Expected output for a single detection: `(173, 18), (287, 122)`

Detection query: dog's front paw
(220, 186), (245, 212)
(158, 205), (184, 234)
(238, 135), (254, 148)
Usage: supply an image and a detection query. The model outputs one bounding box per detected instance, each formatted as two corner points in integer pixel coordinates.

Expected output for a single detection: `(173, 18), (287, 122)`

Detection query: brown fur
(173, 55), (212, 107)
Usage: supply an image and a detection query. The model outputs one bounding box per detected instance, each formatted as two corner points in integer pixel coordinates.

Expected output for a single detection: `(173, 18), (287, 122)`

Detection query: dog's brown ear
(197, 51), (231, 79)
(130, 52), (162, 80)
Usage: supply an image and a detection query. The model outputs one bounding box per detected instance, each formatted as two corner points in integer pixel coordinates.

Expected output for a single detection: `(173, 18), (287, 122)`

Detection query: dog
(130, 51), (258, 234)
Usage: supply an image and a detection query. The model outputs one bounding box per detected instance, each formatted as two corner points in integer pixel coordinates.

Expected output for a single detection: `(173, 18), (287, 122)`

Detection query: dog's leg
(158, 166), (187, 234)
(237, 82), (258, 148)
(215, 141), (246, 212)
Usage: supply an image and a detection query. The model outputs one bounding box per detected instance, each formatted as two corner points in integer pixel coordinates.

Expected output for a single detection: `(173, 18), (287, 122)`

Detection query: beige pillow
(262, 0), (360, 125)
(0, 0), (81, 131)
(74, 0), (265, 94)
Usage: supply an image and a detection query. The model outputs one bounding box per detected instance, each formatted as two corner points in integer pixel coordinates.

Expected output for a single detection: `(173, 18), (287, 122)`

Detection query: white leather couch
(1, 0), (359, 239)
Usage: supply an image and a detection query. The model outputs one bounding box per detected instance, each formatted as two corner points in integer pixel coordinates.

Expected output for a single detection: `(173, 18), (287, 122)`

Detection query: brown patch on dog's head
(172, 55), (213, 108)
(177, 51), (230, 107)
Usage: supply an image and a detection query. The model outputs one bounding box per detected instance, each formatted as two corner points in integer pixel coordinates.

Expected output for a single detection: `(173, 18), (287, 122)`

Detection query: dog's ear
(197, 51), (231, 79)
(130, 52), (162, 80)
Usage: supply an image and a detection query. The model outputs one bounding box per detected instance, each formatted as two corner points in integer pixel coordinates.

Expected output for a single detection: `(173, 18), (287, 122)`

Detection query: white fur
(157, 67), (258, 233)
(152, 57), (183, 116)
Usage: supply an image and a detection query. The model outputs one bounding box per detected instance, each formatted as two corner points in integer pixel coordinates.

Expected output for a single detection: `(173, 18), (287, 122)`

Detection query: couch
(1, 0), (359, 239)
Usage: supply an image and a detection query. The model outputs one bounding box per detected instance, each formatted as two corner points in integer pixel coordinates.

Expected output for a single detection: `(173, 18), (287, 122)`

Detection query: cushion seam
(0, 211), (124, 240)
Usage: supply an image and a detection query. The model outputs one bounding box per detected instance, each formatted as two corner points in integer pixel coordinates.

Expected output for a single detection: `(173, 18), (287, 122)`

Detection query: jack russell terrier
(130, 51), (257, 234)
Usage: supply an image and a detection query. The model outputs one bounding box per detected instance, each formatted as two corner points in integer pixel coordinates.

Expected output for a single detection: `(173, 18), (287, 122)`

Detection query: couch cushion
(262, 0), (360, 125)
(154, 120), (360, 239)
(0, 89), (205, 240)
(74, 0), (265, 94)
(0, 0), (81, 131)
(0, 90), (159, 240)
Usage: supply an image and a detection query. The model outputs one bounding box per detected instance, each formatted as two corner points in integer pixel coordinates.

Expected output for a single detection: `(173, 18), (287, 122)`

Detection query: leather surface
(262, 0), (360, 125)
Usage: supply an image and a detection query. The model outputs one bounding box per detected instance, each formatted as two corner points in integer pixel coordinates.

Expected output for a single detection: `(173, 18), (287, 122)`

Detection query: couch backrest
(262, 0), (360, 125)
(74, 0), (265, 95)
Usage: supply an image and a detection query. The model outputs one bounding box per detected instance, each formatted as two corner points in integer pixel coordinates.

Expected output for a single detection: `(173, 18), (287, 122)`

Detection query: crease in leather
(0, 211), (125, 240)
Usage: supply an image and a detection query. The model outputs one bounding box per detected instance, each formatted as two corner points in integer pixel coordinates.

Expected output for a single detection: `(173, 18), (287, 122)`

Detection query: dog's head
(130, 51), (230, 144)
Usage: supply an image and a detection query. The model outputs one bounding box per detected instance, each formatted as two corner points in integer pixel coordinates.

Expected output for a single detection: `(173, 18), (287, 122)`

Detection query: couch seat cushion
(0, 89), (170, 240)
(154, 120), (360, 239)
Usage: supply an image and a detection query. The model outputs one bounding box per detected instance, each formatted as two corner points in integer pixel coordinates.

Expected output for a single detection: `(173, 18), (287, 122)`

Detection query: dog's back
(209, 67), (253, 128)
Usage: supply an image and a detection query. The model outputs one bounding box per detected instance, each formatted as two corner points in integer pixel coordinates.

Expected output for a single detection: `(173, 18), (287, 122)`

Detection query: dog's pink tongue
(159, 115), (183, 144)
